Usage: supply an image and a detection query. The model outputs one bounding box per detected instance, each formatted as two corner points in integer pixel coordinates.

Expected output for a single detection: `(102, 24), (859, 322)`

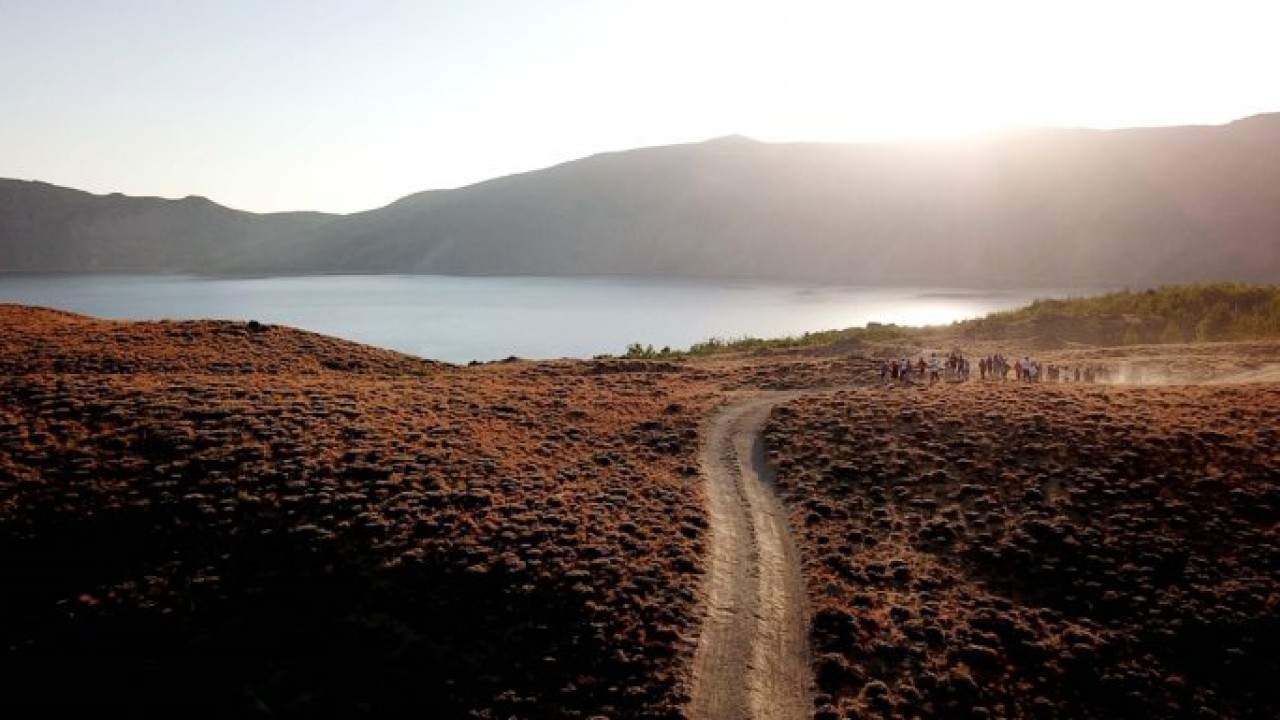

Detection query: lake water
(0, 275), (1085, 364)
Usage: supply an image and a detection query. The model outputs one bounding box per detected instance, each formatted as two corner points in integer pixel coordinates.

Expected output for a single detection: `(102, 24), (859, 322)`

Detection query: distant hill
(4, 113), (1280, 285)
(0, 180), (334, 271)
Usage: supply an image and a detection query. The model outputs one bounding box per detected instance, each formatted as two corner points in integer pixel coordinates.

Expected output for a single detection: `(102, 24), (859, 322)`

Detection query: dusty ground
(690, 393), (811, 720)
(1, 304), (1277, 719)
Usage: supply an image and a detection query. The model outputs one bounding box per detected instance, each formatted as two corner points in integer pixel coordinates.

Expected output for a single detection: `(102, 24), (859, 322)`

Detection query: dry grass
(0, 306), (716, 719)
(767, 381), (1280, 720)
(2, 304), (1277, 719)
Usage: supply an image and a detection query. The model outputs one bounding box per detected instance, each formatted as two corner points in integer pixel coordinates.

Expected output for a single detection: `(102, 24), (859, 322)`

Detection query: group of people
(996, 356), (1113, 384)
(1045, 362), (1113, 384)
(878, 352), (971, 385)
(879, 352), (1114, 385)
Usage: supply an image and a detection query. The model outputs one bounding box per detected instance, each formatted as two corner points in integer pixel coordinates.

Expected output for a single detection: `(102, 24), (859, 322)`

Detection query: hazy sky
(2, 0), (1277, 214)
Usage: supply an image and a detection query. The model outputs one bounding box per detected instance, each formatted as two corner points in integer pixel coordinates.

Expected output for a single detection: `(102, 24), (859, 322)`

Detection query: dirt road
(1206, 363), (1280, 385)
(689, 393), (811, 720)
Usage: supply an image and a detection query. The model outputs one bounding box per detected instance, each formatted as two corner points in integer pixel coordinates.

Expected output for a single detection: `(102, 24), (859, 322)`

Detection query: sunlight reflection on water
(0, 275), (1090, 363)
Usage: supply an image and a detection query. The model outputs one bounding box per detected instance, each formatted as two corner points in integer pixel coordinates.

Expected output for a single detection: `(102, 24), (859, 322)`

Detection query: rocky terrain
(767, 381), (1279, 719)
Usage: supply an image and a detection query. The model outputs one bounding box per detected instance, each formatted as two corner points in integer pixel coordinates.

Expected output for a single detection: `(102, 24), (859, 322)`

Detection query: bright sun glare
(637, 0), (1275, 144)
(1, 0), (1275, 212)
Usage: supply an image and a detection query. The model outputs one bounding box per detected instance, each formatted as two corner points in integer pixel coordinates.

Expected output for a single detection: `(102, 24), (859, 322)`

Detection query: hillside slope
(4, 114), (1279, 285)
(222, 114), (1280, 285)
(0, 305), (716, 719)
(0, 180), (333, 271)
(2, 303), (1278, 720)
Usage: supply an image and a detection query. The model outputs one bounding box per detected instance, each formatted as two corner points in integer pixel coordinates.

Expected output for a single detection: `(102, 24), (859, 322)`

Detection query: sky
(2, 0), (1277, 214)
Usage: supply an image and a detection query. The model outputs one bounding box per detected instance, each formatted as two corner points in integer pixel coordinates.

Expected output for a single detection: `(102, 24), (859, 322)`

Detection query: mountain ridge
(3, 113), (1279, 285)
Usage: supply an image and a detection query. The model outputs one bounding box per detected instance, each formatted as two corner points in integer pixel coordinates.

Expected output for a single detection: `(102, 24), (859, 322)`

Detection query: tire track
(689, 393), (811, 720)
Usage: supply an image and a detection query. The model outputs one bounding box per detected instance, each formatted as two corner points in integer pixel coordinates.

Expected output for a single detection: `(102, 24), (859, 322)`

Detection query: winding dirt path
(689, 393), (812, 720)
